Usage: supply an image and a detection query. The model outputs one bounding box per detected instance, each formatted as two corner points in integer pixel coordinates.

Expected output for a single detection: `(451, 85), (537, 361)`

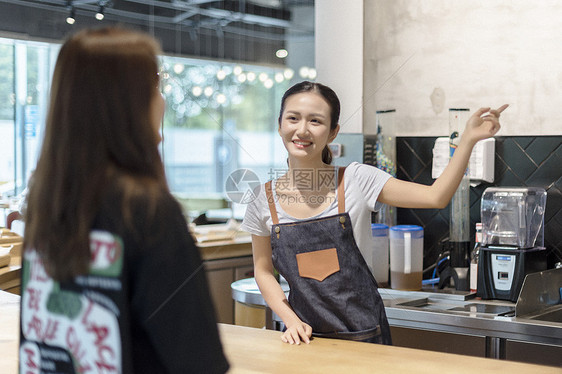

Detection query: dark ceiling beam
(1, 0), (300, 30)
(172, 10), (198, 23)
(125, 0), (294, 28)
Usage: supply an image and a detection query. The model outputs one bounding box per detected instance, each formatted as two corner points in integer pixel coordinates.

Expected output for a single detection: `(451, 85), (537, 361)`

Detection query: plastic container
(480, 187), (546, 248)
(371, 223), (389, 286)
(390, 225), (424, 290)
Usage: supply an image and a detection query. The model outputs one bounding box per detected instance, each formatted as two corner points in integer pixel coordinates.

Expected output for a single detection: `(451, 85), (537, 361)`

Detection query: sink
(447, 303), (514, 315)
(394, 298), (516, 317)
(520, 305), (562, 323)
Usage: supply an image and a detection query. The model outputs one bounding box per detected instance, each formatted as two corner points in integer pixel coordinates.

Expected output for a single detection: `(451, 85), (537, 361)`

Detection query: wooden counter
(197, 234), (253, 261)
(0, 229), (23, 295)
(218, 323), (560, 373)
(193, 224), (253, 261)
(0, 294), (558, 374)
(198, 231), (254, 324)
(0, 256), (21, 295)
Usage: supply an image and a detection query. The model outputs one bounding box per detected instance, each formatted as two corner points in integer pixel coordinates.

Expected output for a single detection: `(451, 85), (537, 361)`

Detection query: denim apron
(265, 167), (392, 344)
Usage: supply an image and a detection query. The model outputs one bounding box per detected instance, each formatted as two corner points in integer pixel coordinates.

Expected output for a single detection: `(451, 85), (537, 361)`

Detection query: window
(0, 38), (58, 225)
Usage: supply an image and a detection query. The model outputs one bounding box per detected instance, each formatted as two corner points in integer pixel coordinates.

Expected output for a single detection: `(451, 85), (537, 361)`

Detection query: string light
(192, 86), (202, 97)
(283, 68), (294, 80)
(173, 63), (184, 74)
(308, 68), (317, 80)
(204, 86), (214, 97)
(216, 69), (227, 80)
(216, 93), (227, 105)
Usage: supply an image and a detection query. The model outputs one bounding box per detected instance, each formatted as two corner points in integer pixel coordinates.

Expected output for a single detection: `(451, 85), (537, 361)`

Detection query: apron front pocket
(296, 247), (340, 281)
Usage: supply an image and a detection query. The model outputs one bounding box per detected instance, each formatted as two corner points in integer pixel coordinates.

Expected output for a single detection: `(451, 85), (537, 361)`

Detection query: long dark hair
(24, 27), (166, 281)
(278, 81), (340, 164)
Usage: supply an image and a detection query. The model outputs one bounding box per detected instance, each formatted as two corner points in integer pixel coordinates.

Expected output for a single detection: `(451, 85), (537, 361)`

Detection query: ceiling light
(95, 5), (105, 21)
(66, 7), (76, 24)
(246, 72), (256, 82)
(274, 72), (284, 83)
(233, 65), (243, 76)
(275, 49), (288, 59)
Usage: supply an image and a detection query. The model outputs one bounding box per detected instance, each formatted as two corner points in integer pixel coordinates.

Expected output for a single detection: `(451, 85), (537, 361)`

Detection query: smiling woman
(241, 80), (506, 347)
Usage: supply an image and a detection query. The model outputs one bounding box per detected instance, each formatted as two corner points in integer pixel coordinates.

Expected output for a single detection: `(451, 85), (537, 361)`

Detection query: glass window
(159, 57), (293, 218)
(0, 39), (15, 197)
(0, 38), (58, 226)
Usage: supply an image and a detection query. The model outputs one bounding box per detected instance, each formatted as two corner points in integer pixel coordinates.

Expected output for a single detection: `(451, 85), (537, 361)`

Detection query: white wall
(319, 0), (562, 136)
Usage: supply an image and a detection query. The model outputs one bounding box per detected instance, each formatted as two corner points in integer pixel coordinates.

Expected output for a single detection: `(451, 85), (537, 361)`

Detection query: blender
(477, 187), (548, 302)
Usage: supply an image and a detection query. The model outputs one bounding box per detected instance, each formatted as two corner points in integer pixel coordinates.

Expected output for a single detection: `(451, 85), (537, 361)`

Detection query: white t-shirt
(240, 162), (392, 265)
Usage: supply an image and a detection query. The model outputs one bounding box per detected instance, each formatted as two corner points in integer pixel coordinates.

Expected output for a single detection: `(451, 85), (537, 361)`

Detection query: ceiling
(0, 0), (315, 65)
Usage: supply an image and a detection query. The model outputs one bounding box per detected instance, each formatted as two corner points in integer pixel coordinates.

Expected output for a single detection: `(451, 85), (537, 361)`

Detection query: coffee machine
(477, 187), (548, 302)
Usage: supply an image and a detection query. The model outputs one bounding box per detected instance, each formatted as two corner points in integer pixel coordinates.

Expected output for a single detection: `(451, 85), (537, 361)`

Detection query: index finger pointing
(496, 104), (509, 114)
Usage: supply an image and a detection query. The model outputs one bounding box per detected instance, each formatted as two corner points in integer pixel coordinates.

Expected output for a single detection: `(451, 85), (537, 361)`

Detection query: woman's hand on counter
(282, 320), (312, 345)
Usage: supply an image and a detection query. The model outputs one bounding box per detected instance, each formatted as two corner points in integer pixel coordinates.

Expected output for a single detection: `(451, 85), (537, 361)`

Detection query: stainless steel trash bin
(231, 277), (289, 330)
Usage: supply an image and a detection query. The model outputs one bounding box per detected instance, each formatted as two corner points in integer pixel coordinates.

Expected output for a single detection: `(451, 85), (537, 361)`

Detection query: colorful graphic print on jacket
(20, 230), (124, 373)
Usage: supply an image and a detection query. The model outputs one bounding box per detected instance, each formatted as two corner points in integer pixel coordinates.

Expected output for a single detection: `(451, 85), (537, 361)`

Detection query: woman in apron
(241, 81), (507, 345)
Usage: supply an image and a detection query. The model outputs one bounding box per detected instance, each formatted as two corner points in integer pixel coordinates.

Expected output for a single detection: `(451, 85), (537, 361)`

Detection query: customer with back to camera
(20, 26), (229, 373)
(241, 80), (507, 345)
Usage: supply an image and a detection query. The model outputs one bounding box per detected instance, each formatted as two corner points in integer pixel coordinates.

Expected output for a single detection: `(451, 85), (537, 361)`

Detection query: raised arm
(378, 105), (508, 209)
(251, 234), (312, 344)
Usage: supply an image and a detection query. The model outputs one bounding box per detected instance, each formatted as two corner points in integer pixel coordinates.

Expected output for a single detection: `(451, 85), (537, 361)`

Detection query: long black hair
(278, 81), (341, 164)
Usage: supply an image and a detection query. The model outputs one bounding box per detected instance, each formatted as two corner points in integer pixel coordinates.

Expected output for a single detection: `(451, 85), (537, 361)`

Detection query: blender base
(477, 246), (547, 302)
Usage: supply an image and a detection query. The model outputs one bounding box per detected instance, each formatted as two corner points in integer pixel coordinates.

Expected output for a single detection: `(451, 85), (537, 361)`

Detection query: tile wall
(396, 136), (562, 273)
